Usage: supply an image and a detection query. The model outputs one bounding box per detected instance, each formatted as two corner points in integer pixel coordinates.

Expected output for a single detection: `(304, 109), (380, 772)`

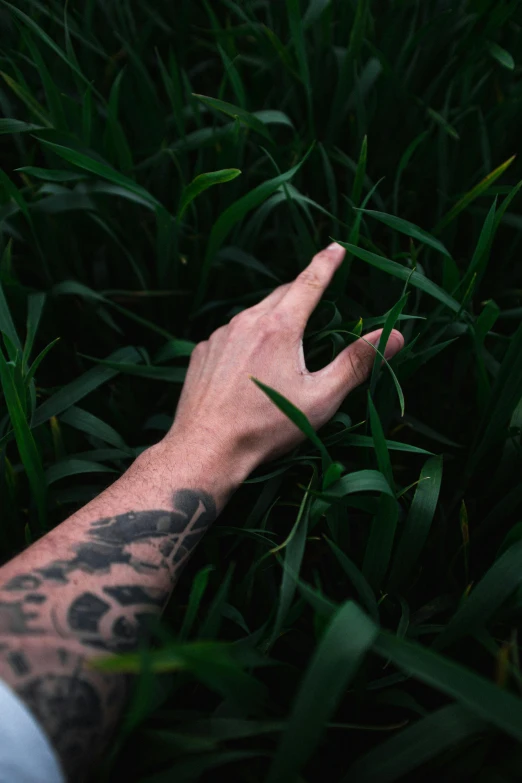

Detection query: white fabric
(0, 678), (64, 782)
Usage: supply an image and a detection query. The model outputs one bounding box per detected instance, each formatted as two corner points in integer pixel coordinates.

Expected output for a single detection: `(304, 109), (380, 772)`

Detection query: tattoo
(4, 575), (41, 591)
(103, 585), (166, 606)
(0, 488), (217, 781)
(0, 600), (43, 634)
(16, 665), (128, 779)
(26, 593), (47, 604)
(6, 489), (215, 589)
(0, 489), (216, 645)
(19, 674), (102, 738)
(7, 650), (30, 675)
(68, 593), (111, 633)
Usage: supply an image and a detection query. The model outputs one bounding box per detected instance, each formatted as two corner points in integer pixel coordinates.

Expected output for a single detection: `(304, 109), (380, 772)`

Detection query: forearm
(0, 435), (247, 781)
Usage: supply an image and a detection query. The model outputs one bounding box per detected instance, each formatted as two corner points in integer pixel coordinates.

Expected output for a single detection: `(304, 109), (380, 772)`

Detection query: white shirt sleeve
(0, 678), (64, 783)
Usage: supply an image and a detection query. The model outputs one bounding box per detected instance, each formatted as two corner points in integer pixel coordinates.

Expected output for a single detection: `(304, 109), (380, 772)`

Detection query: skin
(0, 243), (403, 781)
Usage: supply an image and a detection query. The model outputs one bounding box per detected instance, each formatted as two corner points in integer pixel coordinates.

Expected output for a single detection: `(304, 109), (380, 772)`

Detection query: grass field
(1, 0), (522, 780)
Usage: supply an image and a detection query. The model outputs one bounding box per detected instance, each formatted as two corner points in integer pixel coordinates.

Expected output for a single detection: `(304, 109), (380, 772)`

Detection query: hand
(167, 243), (404, 479)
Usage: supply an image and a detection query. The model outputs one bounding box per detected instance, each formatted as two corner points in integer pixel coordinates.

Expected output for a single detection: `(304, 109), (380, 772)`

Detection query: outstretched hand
(168, 243), (404, 476)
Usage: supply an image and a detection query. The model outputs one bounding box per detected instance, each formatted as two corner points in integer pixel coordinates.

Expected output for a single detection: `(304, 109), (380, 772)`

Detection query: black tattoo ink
(68, 593), (110, 633)
(0, 490), (216, 640)
(29, 489), (217, 585)
(159, 540), (174, 557)
(18, 674), (103, 777)
(4, 575), (41, 591)
(113, 612), (155, 642)
(25, 594), (47, 604)
(0, 601), (43, 634)
(7, 650), (30, 676)
(19, 674), (102, 730)
(103, 585), (166, 607)
(37, 565), (69, 583)
(113, 616), (135, 640)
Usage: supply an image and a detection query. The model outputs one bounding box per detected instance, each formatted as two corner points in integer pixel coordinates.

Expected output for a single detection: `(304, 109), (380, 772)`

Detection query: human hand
(167, 243), (404, 480)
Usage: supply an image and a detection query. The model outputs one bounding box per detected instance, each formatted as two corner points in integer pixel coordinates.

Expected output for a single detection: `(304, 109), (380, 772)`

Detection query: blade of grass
(0, 281), (21, 354)
(339, 243), (461, 314)
(0, 119), (44, 134)
(488, 42), (514, 70)
(286, 0), (313, 129)
(342, 704), (486, 783)
(357, 209), (451, 258)
(0, 348), (46, 527)
(32, 346), (141, 427)
(462, 198), (497, 293)
(362, 495), (399, 593)
(195, 149), (312, 307)
(388, 456), (443, 591)
(178, 169), (241, 219)
(252, 379), (331, 468)
(351, 135), (367, 211)
(335, 434), (433, 455)
(267, 601), (377, 783)
(79, 356), (186, 383)
(269, 472), (314, 647)
(436, 539), (522, 650)
(367, 394), (394, 488)
(23, 292), (46, 365)
(311, 469), (395, 524)
(393, 131), (429, 214)
(46, 458), (117, 484)
(324, 536), (379, 622)
(370, 294), (408, 404)
(59, 406), (131, 453)
(193, 94), (272, 140)
(1, 1), (101, 98)
(467, 318), (522, 475)
(373, 631), (522, 741)
(22, 30), (68, 130)
(434, 155), (516, 233)
(179, 566), (215, 642)
(37, 139), (162, 209)
(0, 71), (52, 126)
(474, 300), (499, 344)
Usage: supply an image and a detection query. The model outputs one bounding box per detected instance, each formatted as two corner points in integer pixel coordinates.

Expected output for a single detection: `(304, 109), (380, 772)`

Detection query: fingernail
(327, 242), (343, 251)
(384, 332), (404, 359)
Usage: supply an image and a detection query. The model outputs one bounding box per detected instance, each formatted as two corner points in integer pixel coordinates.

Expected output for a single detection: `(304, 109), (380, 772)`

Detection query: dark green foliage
(1, 0), (522, 780)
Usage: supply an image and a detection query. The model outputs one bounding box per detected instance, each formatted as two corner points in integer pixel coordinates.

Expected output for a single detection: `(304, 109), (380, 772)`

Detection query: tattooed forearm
(0, 488), (217, 781)
(0, 489), (216, 648)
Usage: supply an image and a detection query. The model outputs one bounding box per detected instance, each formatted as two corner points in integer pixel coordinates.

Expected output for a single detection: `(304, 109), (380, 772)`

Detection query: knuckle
(210, 325), (226, 341)
(228, 314), (241, 329)
(191, 340), (208, 359)
(297, 267), (323, 289)
(257, 311), (287, 337)
(346, 350), (372, 385)
(229, 310), (254, 329)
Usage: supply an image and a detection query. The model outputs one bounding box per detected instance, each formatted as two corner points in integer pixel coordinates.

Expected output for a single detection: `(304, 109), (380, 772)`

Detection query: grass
(1, 0), (522, 780)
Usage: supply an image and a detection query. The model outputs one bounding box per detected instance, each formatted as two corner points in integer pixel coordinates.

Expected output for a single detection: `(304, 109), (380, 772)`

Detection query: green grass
(1, 0), (522, 780)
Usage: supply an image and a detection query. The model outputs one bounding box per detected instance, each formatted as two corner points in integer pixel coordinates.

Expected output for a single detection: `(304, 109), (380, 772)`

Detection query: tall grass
(1, 1), (522, 780)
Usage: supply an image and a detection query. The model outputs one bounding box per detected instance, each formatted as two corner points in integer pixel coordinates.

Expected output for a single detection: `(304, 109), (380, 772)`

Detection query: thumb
(317, 328), (404, 399)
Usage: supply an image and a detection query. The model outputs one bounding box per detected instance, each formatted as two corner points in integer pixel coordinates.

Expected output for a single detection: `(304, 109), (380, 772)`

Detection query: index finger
(275, 243), (346, 331)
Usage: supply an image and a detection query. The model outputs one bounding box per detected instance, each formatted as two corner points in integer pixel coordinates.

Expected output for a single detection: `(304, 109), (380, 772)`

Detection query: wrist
(145, 426), (255, 510)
